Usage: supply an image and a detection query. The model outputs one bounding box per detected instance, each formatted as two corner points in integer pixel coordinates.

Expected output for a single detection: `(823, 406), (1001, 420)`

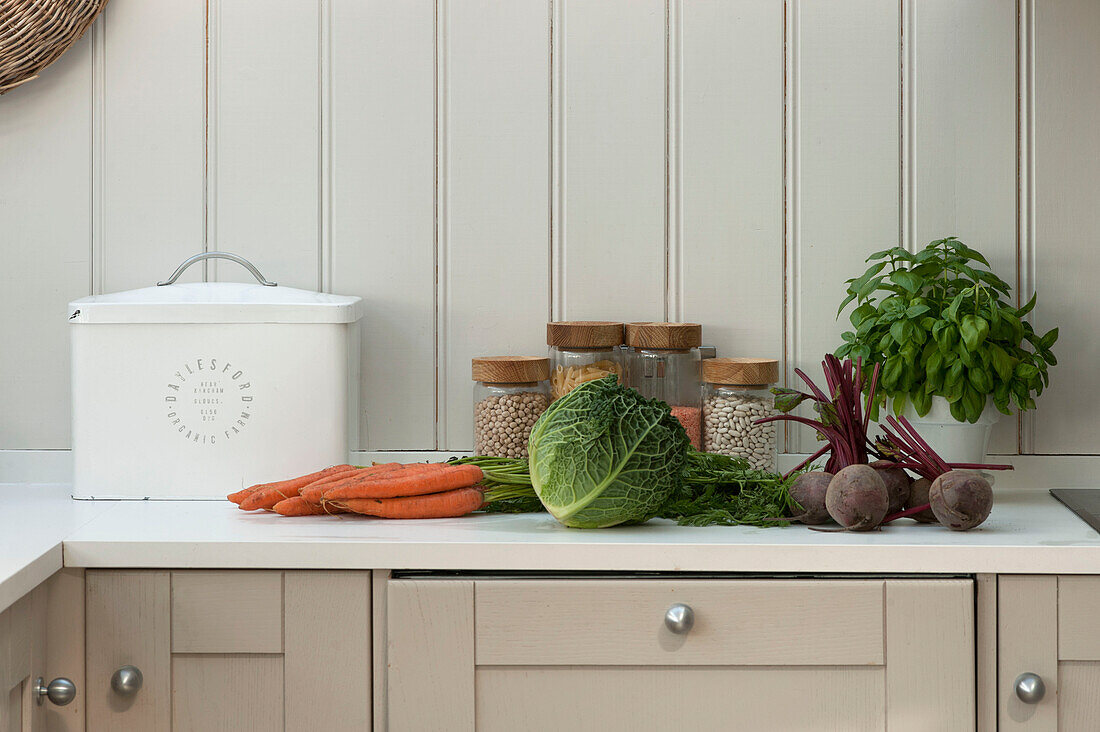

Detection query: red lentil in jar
(670, 405), (702, 450)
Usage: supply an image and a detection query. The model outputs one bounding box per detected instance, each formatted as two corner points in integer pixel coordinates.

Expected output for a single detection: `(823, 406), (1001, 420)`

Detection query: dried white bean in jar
(702, 393), (778, 471)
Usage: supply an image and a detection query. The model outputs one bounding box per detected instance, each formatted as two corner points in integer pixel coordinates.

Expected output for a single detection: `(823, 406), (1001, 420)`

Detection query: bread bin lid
(68, 252), (363, 324)
(69, 283), (362, 324)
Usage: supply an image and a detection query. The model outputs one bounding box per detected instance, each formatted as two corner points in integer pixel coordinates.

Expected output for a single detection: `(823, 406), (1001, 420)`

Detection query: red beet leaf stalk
(876, 414), (1013, 523)
(874, 414), (1014, 481)
(756, 355), (879, 477)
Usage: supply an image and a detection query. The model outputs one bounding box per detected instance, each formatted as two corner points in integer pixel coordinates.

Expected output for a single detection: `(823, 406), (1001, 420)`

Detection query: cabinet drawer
(474, 579), (884, 666)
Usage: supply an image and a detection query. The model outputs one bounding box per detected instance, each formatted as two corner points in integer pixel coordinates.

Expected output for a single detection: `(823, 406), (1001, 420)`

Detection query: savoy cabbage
(527, 375), (689, 528)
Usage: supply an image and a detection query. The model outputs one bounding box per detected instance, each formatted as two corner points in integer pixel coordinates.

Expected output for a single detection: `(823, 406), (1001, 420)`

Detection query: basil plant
(835, 237), (1058, 423)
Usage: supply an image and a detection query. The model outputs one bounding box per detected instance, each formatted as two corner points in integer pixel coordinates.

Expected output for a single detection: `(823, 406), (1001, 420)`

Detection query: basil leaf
(1040, 327), (1059, 350)
(925, 348), (946, 388)
(905, 303), (931, 319)
(1016, 292), (1037, 317)
(960, 314), (990, 351)
(849, 302), (877, 328)
(890, 270), (922, 294)
(911, 385), (933, 416)
(882, 355), (904, 391)
(968, 366), (993, 394)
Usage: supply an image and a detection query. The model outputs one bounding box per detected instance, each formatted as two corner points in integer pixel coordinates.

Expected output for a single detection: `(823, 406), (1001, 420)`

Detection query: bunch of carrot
(227, 462), (486, 519)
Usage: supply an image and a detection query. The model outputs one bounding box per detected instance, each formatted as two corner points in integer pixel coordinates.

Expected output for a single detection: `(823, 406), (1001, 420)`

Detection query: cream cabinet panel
(0, 584), (46, 731)
(386, 577), (975, 731)
(999, 575), (1100, 731)
(0, 570), (83, 732)
(475, 579), (884, 666)
(476, 666), (885, 732)
(85, 570), (371, 731)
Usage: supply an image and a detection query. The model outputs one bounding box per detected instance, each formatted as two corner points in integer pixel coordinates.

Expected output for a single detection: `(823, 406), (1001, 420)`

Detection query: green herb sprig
(657, 452), (802, 527)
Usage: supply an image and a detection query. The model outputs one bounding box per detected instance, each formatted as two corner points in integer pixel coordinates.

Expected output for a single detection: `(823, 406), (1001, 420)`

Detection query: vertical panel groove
(319, 0), (332, 293)
(205, 0), (219, 282)
(783, 0), (799, 452)
(91, 18), (106, 296)
(1018, 0), (1036, 453)
(547, 0), (555, 324)
(202, 0), (210, 278)
(665, 0), (682, 323)
(900, 0), (912, 253)
(434, 0), (447, 449)
(551, 0), (566, 320)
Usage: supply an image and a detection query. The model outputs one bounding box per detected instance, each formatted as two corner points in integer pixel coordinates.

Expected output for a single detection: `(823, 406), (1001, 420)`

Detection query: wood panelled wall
(0, 0), (1097, 458)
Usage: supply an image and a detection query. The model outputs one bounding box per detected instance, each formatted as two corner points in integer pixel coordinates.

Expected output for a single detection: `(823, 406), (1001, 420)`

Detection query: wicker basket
(0, 0), (108, 95)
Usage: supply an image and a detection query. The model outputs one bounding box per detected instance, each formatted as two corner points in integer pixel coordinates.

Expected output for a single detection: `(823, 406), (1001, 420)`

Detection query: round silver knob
(1014, 672), (1046, 704)
(664, 603), (695, 634)
(111, 665), (143, 697)
(34, 677), (76, 706)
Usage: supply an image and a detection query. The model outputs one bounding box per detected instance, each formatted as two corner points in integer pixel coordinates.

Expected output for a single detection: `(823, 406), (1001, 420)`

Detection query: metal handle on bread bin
(157, 252), (277, 287)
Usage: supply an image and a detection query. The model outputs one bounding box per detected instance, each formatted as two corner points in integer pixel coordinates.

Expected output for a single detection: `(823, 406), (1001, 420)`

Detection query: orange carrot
(333, 486), (485, 519)
(227, 487), (257, 504)
(323, 464), (483, 500)
(239, 464), (356, 511)
(318, 463), (446, 500)
(300, 463), (404, 504)
(273, 496), (346, 516)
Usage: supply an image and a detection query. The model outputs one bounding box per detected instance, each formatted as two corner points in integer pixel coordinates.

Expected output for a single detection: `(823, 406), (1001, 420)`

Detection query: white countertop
(3, 484), (1100, 613)
(0, 485), (114, 613)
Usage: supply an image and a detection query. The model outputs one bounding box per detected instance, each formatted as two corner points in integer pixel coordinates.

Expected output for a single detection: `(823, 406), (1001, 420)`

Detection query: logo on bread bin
(164, 358), (254, 445)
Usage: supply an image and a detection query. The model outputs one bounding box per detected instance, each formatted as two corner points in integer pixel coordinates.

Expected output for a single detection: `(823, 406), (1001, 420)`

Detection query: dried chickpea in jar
(472, 356), (551, 459)
(701, 358), (780, 471)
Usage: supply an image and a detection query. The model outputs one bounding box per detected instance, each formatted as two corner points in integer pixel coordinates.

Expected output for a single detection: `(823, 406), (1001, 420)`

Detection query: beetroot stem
(783, 443), (831, 480)
(882, 503), (932, 524)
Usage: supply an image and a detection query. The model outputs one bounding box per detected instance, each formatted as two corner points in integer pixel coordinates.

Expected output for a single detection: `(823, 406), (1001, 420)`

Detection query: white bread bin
(68, 253), (363, 499)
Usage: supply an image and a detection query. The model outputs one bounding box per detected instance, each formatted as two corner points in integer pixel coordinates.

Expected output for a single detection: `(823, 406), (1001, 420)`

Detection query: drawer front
(474, 579), (884, 666)
(388, 577), (974, 731)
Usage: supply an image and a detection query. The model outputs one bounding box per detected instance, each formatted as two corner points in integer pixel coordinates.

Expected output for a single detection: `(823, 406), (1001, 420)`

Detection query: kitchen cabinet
(998, 575), (1100, 730)
(384, 577), (976, 731)
(84, 570), (371, 731)
(0, 582), (46, 731)
(0, 569), (83, 732)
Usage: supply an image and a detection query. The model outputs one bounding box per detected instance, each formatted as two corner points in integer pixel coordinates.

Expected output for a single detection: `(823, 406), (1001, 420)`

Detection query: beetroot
(929, 470), (993, 530)
(825, 464), (888, 531)
(871, 460), (911, 514)
(905, 477), (937, 523)
(789, 471), (833, 525)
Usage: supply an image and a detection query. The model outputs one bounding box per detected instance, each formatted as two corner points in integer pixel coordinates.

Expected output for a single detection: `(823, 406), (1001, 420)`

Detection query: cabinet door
(999, 575), (1100, 731)
(85, 570), (371, 731)
(385, 578), (975, 731)
(0, 584), (47, 732)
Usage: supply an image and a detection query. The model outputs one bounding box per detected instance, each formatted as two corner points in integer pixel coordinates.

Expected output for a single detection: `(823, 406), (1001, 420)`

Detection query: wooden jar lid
(624, 322), (702, 350)
(546, 321), (624, 349)
(702, 357), (780, 386)
(472, 356), (550, 383)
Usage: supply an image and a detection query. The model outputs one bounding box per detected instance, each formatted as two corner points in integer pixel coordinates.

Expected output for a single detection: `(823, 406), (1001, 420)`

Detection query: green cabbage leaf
(527, 375), (689, 528)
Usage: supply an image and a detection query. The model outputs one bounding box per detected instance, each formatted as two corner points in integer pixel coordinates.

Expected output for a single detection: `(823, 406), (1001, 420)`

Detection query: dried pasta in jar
(550, 360), (624, 400)
(546, 321), (626, 401)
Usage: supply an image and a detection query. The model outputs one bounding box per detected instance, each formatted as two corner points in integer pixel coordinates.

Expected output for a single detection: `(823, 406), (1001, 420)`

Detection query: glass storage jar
(547, 321), (624, 400)
(472, 356), (551, 458)
(624, 322), (703, 449)
(701, 358), (780, 471)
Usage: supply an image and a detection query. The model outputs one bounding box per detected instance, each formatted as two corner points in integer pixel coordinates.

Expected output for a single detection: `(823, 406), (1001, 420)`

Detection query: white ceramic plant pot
(892, 396), (1001, 466)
